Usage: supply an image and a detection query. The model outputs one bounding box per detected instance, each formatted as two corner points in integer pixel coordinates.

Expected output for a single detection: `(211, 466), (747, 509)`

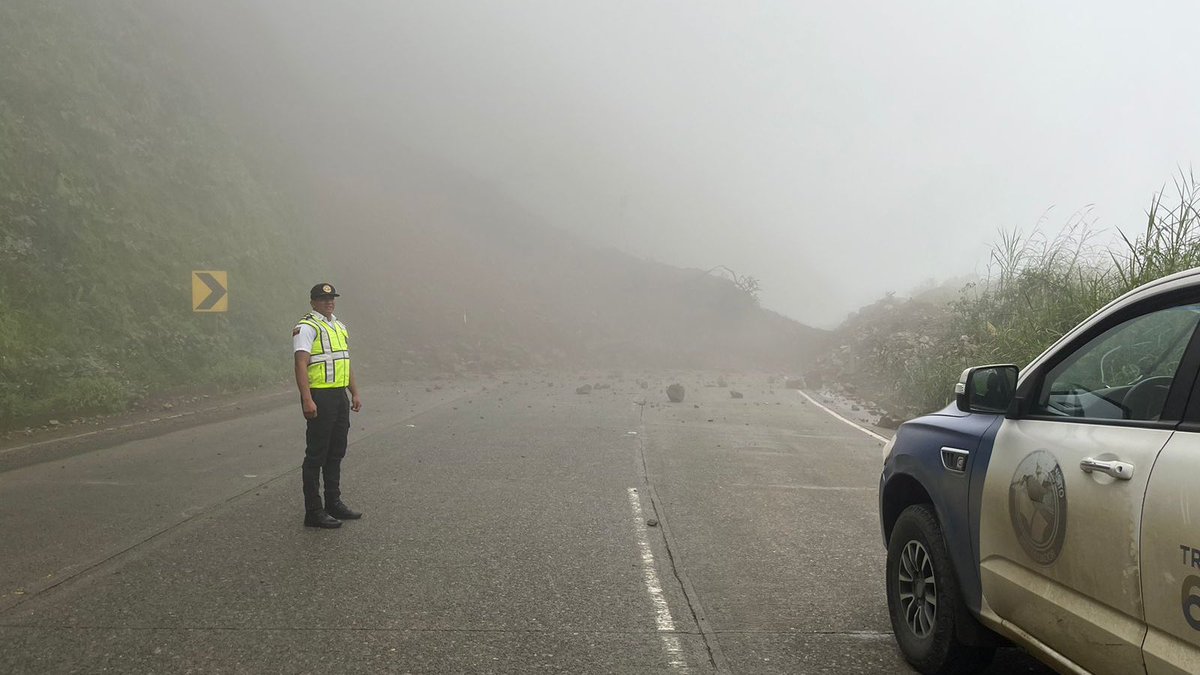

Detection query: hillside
(0, 1), (311, 424)
(289, 142), (827, 377)
(154, 2), (829, 377)
(0, 2), (827, 429)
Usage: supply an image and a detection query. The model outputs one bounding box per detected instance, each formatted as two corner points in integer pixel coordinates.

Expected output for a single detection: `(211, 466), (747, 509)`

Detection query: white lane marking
(797, 391), (889, 443)
(788, 433), (868, 440)
(728, 483), (875, 491)
(627, 487), (688, 671)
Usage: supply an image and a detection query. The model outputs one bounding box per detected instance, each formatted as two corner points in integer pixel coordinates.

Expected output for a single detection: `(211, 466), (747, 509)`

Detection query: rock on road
(0, 372), (1051, 674)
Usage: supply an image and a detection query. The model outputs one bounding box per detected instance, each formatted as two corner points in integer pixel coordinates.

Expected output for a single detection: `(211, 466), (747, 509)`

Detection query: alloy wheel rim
(897, 540), (937, 638)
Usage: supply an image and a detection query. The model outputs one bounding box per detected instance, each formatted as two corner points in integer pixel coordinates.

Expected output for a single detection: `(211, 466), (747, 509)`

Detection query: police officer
(293, 283), (363, 528)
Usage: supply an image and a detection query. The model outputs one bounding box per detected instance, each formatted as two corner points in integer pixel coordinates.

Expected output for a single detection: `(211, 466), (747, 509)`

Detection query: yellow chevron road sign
(192, 271), (228, 312)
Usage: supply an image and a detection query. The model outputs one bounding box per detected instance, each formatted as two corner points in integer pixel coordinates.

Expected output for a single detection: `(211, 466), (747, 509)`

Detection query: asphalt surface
(0, 372), (1054, 674)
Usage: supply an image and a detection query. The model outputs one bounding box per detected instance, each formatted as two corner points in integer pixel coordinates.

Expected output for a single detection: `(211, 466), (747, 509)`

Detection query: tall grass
(1112, 171), (1200, 289)
(955, 209), (1112, 369)
(814, 171), (1200, 416)
(948, 172), (1200, 409)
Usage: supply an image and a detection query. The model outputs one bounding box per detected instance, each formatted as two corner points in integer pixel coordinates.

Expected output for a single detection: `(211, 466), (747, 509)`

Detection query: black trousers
(302, 387), (350, 511)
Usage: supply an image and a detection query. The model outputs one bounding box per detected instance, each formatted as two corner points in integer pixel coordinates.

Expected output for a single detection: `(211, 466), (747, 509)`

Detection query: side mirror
(955, 364), (1018, 413)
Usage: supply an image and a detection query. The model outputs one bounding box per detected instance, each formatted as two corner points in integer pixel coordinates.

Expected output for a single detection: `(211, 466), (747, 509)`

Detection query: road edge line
(797, 390), (889, 443)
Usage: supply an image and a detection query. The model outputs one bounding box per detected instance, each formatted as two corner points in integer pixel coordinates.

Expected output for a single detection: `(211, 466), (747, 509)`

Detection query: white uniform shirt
(293, 313), (346, 353)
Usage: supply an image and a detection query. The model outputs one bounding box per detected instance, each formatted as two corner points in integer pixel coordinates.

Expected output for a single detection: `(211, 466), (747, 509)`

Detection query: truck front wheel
(886, 504), (994, 674)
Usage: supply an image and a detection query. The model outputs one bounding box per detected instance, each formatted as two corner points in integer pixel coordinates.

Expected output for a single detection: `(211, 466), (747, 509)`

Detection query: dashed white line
(627, 487), (688, 671)
(797, 391), (889, 443)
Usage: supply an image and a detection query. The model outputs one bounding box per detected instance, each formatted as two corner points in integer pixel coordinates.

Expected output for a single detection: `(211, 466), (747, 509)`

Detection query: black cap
(310, 283), (340, 300)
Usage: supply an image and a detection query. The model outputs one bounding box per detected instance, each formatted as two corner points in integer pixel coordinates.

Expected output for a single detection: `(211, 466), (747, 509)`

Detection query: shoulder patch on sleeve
(292, 326), (301, 337)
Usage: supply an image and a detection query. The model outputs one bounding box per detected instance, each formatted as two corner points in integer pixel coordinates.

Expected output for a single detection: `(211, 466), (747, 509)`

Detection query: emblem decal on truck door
(1008, 450), (1068, 565)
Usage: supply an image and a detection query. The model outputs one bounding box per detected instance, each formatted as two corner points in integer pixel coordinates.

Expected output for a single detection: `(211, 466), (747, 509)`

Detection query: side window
(1032, 304), (1200, 422)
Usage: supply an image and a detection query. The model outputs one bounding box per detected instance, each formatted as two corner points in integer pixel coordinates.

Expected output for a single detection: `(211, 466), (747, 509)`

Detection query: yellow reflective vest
(297, 313), (351, 388)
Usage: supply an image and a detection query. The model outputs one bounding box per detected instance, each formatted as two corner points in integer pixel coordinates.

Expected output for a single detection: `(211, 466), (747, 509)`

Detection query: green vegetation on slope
(810, 174), (1200, 418)
(0, 2), (310, 427)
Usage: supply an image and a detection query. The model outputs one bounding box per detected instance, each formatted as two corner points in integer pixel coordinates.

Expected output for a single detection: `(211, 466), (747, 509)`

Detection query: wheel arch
(881, 472), (932, 544)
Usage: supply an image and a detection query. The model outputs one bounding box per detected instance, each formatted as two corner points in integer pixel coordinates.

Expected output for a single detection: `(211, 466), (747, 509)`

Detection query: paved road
(0, 372), (1052, 673)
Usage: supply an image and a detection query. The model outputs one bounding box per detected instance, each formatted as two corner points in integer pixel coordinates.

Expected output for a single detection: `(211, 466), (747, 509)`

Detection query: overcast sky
(250, 1), (1200, 328)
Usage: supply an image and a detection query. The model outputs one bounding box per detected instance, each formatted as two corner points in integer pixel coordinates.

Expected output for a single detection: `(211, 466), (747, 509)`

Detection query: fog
(218, 1), (1200, 328)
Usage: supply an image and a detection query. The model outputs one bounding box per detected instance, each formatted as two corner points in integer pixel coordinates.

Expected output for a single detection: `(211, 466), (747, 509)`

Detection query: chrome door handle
(1080, 458), (1134, 480)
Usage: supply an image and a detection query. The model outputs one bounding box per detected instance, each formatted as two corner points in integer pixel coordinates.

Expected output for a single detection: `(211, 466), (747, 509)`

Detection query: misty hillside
(294, 142), (828, 378)
(155, 1), (829, 377)
(0, 1), (312, 424)
(0, 2), (826, 428)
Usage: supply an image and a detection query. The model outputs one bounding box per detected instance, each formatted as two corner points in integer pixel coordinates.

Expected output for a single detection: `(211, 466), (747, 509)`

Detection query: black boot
(304, 509), (342, 529)
(326, 500), (362, 520)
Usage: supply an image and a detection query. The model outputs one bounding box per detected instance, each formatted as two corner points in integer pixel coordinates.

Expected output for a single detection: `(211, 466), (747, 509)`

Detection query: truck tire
(887, 503), (994, 674)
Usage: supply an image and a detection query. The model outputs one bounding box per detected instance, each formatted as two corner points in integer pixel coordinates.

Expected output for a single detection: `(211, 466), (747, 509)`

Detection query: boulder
(666, 384), (685, 403)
